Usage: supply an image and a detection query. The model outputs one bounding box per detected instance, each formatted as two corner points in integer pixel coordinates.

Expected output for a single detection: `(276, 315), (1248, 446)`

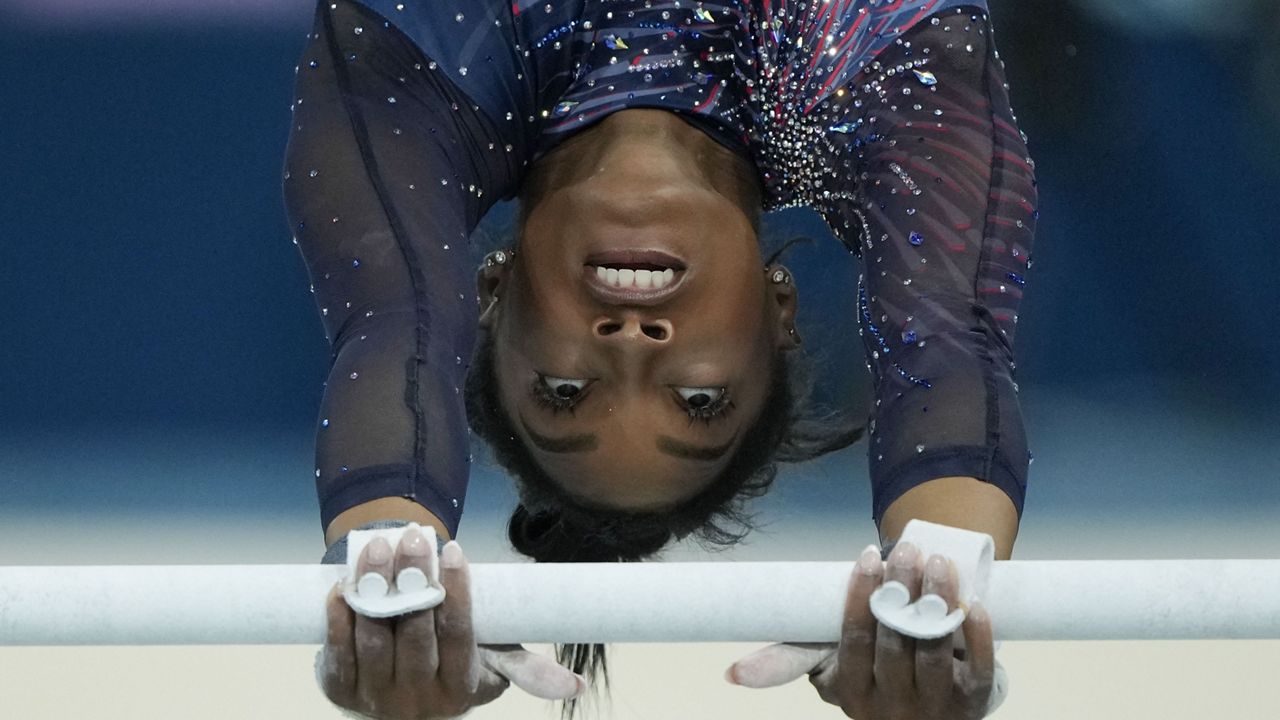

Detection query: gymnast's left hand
(724, 542), (997, 719)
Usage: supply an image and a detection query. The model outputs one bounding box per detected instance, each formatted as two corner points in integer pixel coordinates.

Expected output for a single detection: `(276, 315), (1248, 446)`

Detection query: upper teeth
(597, 267), (675, 289)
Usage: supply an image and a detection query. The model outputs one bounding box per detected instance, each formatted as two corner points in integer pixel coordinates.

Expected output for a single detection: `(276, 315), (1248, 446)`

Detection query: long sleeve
(746, 3), (1037, 528)
(281, 0), (525, 538)
(837, 10), (1037, 526)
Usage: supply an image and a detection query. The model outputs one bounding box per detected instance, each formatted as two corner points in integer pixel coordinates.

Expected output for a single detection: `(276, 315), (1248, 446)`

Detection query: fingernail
(573, 675), (588, 697)
(926, 555), (948, 583)
(366, 536), (391, 564)
(401, 528), (429, 557)
(857, 545), (881, 575)
(440, 540), (464, 569)
(724, 666), (739, 685)
(969, 602), (988, 623)
(890, 542), (919, 567)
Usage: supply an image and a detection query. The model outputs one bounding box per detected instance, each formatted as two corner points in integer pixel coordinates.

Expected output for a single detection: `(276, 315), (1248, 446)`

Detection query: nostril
(596, 322), (623, 336)
(641, 325), (667, 341)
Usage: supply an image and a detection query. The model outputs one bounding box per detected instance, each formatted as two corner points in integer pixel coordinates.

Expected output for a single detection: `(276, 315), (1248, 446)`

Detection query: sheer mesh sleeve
(822, 8), (1038, 528)
(282, 0), (521, 539)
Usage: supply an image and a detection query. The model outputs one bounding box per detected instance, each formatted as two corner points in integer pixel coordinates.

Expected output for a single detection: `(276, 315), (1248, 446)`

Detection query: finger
(354, 536), (396, 698)
(916, 555), (958, 715)
(317, 582), (357, 706)
(471, 665), (512, 707)
(481, 646), (586, 700)
(874, 541), (921, 698)
(834, 545), (883, 697)
(725, 643), (835, 689)
(958, 603), (996, 716)
(434, 541), (480, 694)
(392, 526), (440, 684)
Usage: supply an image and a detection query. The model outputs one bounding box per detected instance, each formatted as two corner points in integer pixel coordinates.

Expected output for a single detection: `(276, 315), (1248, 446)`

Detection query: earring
(769, 268), (791, 285)
(484, 249), (512, 267)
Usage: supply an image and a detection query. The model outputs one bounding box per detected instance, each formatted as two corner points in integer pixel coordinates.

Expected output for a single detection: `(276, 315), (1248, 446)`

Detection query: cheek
(490, 340), (527, 413)
(697, 294), (771, 350)
(501, 273), (570, 342)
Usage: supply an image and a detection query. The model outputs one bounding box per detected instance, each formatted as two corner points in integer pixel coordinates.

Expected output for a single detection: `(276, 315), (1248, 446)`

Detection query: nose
(593, 314), (673, 344)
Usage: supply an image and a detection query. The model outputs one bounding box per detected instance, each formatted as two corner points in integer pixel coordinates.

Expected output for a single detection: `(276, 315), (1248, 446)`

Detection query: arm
(288, 3), (586, 716)
(748, 2), (1036, 548)
(284, 0), (523, 548)
(831, 6), (1037, 556)
(726, 6), (1029, 717)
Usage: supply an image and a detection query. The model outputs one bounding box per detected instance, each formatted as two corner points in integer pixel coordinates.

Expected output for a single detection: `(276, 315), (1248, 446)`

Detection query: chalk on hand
(341, 522), (446, 619)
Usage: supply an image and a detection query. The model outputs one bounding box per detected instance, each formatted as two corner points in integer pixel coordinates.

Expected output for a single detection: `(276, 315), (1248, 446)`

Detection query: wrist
(325, 497), (452, 547)
(321, 519), (449, 564)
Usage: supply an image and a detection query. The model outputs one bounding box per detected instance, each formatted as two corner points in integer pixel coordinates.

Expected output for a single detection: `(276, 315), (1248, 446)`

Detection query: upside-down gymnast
(283, 0), (1037, 717)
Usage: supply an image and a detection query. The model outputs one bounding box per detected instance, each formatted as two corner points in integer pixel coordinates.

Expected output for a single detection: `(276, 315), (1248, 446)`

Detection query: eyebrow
(519, 415), (735, 462)
(656, 435), (736, 462)
(522, 423), (599, 453)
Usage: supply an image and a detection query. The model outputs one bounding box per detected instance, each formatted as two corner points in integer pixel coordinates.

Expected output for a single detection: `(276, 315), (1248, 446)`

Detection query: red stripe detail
(694, 83), (721, 112)
(987, 216), (1025, 228)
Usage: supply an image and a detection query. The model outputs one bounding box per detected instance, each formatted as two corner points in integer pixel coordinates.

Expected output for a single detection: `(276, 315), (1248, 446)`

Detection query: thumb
(725, 642), (836, 689)
(479, 645), (587, 700)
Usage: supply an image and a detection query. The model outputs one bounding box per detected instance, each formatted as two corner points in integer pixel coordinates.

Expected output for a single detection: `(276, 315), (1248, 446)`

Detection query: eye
(544, 376), (588, 399)
(676, 387), (723, 408)
(531, 375), (591, 414)
(674, 387), (734, 424)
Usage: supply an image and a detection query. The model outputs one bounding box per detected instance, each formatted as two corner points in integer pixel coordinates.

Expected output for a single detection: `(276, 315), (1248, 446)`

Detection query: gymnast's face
(478, 112), (799, 511)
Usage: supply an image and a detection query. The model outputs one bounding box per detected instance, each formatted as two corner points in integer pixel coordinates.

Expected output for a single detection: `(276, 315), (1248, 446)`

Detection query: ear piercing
(484, 249), (512, 267)
(769, 268), (791, 285)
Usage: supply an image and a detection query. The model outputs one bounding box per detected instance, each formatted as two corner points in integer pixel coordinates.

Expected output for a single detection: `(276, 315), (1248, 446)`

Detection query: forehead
(518, 411), (731, 511)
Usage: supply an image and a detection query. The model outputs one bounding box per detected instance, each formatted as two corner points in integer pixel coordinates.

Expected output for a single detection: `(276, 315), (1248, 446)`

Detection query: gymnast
(283, 0), (1037, 717)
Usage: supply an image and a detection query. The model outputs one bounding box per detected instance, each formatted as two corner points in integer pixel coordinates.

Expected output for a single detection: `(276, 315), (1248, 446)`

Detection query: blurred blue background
(2, 0), (1278, 564)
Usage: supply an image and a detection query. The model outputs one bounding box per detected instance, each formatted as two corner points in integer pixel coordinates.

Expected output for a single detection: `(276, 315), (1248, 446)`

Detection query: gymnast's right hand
(316, 527), (587, 719)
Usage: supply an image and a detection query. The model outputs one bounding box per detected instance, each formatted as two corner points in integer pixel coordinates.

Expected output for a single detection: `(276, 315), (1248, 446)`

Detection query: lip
(582, 249), (687, 270)
(582, 253), (689, 306)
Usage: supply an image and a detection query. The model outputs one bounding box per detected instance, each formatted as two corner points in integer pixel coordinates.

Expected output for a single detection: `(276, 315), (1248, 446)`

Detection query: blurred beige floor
(2, 510), (1278, 719)
(3, 640), (1280, 719)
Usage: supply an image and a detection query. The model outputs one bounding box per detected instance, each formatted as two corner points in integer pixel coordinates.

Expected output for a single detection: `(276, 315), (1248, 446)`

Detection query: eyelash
(530, 375), (585, 416)
(530, 375), (736, 424)
(682, 390), (735, 426)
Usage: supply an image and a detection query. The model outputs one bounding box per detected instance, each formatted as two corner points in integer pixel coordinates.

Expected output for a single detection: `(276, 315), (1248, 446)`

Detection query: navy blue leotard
(283, 0), (1038, 540)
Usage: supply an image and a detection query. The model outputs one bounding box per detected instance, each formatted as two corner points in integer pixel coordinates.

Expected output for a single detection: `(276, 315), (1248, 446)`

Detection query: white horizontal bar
(1, 561), (1278, 645)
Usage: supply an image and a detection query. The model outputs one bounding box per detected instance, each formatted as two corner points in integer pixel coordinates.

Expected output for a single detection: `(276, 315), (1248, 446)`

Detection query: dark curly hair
(463, 251), (863, 716)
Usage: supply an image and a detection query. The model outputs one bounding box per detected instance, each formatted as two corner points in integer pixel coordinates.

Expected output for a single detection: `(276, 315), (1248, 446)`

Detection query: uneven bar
(1, 560), (1278, 645)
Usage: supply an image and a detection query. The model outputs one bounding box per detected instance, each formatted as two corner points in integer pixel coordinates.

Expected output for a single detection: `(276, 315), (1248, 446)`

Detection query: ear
(476, 259), (513, 329)
(765, 264), (802, 351)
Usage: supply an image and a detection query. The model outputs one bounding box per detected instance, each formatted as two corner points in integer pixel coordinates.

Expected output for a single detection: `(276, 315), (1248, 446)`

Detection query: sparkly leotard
(283, 0), (1038, 540)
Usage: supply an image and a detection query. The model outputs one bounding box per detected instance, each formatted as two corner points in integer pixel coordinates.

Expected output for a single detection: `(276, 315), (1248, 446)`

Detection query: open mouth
(591, 264), (677, 289)
(582, 250), (688, 305)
